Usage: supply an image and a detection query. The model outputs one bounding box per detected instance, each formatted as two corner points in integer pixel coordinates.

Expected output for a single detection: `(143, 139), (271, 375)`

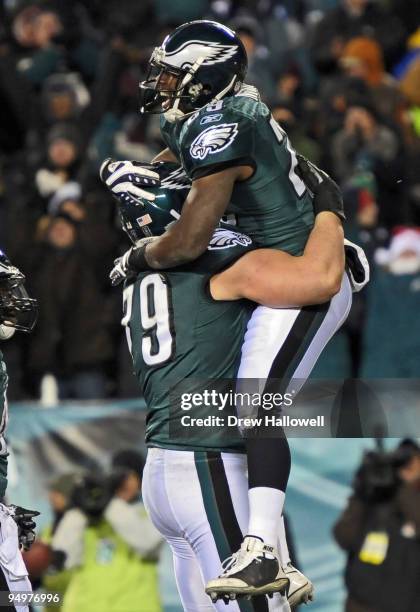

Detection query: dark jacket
(333, 486), (420, 612)
(24, 222), (119, 377)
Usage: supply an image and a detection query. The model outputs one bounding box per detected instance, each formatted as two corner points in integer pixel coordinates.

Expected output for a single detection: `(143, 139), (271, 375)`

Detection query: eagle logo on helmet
(190, 123), (238, 160)
(208, 228), (252, 250)
(166, 40), (239, 69)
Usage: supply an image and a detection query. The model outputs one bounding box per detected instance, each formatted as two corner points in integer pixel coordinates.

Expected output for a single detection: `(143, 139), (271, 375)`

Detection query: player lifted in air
(100, 19), (368, 601)
(103, 160), (368, 609)
(0, 252), (39, 612)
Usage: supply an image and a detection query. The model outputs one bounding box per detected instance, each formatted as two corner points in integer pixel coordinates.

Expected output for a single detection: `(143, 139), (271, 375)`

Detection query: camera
(71, 473), (113, 521)
(353, 449), (400, 503)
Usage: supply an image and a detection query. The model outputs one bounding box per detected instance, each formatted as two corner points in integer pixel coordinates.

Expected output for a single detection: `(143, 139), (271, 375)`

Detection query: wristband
(128, 244), (153, 272)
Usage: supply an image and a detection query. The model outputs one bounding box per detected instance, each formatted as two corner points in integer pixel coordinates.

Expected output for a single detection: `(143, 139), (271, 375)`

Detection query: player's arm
(211, 212), (345, 306)
(132, 165), (252, 270)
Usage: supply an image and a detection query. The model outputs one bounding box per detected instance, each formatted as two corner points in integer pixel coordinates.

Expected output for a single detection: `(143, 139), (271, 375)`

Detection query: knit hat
(375, 227), (420, 265)
(341, 37), (385, 86)
(48, 181), (82, 215)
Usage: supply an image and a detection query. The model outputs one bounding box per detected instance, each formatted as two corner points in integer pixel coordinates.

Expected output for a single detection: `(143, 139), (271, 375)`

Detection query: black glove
(296, 154), (345, 222)
(8, 505), (40, 550)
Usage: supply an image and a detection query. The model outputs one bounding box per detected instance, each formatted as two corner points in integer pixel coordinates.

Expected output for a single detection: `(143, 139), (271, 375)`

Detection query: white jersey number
(123, 274), (174, 367)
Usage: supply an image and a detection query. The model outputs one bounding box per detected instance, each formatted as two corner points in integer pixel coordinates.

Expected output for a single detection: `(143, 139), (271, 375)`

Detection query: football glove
(8, 504), (40, 551)
(344, 239), (370, 292)
(99, 158), (161, 206)
(109, 237), (158, 287)
(296, 155), (345, 222)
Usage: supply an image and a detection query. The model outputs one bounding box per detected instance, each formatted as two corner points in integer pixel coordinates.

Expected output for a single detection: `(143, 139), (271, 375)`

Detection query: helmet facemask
(0, 279), (38, 333)
(140, 46), (241, 122)
(139, 46), (206, 120)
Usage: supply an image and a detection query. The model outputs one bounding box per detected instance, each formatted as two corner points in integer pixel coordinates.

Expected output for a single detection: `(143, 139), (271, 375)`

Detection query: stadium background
(0, 0), (419, 610)
(7, 400), (410, 612)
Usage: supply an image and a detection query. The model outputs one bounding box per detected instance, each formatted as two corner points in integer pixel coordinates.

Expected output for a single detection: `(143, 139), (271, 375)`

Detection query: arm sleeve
(180, 112), (256, 181)
(104, 498), (163, 560)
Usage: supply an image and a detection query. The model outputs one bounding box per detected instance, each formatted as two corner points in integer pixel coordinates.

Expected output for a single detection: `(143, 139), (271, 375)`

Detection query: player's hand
(8, 505), (40, 551)
(109, 237), (158, 286)
(296, 155), (345, 222)
(100, 158), (161, 206)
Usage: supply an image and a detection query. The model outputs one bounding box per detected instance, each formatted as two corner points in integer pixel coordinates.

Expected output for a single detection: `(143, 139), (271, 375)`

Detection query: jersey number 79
(122, 274), (175, 367)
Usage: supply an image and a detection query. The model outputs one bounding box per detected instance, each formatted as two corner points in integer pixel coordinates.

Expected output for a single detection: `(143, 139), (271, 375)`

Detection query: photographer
(333, 439), (420, 612)
(51, 453), (163, 612)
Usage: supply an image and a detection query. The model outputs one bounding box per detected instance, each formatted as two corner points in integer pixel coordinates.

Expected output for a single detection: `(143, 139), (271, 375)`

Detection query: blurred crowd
(0, 0), (419, 400)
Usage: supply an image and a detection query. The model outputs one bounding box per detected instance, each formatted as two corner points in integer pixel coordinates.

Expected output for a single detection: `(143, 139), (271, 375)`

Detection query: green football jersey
(0, 352), (8, 498)
(161, 85), (314, 254)
(122, 227), (254, 452)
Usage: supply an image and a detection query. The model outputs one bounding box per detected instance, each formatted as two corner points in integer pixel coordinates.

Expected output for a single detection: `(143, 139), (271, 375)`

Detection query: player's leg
(208, 274), (352, 598)
(143, 448), (247, 611)
(144, 448), (290, 611)
(143, 448), (217, 611)
(0, 506), (32, 612)
(190, 452), (289, 609)
(244, 274), (352, 542)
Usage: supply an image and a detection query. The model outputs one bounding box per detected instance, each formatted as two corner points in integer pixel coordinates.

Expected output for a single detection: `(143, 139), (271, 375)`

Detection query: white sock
(248, 487), (285, 551)
(278, 516), (291, 566)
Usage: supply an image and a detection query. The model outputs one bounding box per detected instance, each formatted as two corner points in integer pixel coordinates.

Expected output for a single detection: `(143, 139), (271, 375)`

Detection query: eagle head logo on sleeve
(208, 227), (252, 250)
(190, 123), (239, 160)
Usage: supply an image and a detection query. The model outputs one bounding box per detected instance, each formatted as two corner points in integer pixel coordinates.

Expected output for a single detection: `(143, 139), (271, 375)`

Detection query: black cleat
(206, 536), (290, 599)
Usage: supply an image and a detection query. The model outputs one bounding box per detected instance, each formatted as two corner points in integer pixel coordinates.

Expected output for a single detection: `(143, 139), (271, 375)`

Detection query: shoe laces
(220, 547), (247, 575)
(220, 538), (266, 576)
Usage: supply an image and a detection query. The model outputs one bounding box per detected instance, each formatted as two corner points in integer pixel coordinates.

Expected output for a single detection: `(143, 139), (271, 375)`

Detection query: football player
(102, 19), (358, 599)
(0, 251), (39, 611)
(109, 161), (367, 609)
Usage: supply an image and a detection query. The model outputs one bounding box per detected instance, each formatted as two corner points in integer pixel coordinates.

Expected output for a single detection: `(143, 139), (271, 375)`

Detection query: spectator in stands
(333, 439), (420, 612)
(361, 228), (420, 378)
(22, 198), (119, 399)
(340, 37), (405, 123)
(331, 104), (399, 182)
(33, 124), (83, 205)
(233, 17), (277, 102)
(310, 0), (406, 73)
(8, 4), (63, 87)
(331, 103), (404, 227)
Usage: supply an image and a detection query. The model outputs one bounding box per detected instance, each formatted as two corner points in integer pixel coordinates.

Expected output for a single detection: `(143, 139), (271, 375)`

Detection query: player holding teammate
(105, 161), (367, 609)
(0, 251), (39, 611)
(101, 19), (367, 600)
